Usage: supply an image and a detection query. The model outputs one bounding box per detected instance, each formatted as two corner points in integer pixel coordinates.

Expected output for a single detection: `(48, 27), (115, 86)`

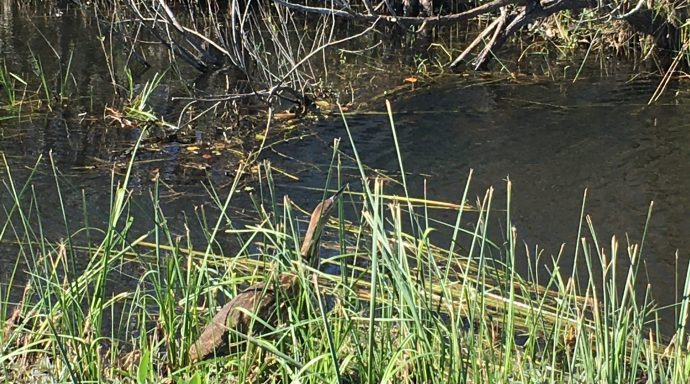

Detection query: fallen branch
(449, 9), (506, 67)
(273, 0), (518, 27)
(471, 0), (597, 68)
(274, 0), (600, 69)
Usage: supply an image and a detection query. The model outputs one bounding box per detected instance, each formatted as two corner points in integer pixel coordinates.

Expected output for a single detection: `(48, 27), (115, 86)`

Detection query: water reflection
(289, 75), (690, 327)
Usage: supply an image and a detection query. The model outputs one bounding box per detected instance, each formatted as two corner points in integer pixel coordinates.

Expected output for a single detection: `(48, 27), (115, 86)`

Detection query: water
(262, 75), (690, 325)
(2, 4), (690, 330)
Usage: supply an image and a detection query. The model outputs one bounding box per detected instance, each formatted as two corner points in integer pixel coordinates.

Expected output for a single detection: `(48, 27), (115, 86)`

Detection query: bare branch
(472, 6), (509, 68)
(472, 0), (597, 68)
(450, 9), (505, 68)
(274, 0), (519, 27)
(268, 17), (382, 98)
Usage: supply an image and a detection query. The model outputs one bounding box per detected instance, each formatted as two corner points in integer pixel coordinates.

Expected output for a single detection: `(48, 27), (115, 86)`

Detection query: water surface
(2, 3), (690, 331)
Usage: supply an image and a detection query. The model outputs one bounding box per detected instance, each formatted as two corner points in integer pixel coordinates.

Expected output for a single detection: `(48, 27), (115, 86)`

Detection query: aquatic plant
(124, 70), (168, 124)
(29, 50), (51, 110)
(2, 46), (79, 113)
(0, 61), (28, 113)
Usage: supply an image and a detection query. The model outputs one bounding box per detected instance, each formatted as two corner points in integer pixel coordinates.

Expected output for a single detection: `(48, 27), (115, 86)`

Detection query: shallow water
(2, 3), (690, 331)
(264, 75), (690, 328)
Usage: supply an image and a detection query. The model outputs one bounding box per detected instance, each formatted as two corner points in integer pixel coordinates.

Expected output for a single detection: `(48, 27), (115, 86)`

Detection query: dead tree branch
(273, 0), (518, 27)
(275, 0), (684, 70)
(471, 0), (597, 68)
(449, 9), (506, 67)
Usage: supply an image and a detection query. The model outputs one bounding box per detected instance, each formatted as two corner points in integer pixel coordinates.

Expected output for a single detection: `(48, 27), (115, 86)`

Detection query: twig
(361, 0), (377, 15)
(267, 18), (382, 99)
(614, 0), (646, 19)
(126, 0), (209, 71)
(471, 0), (596, 68)
(472, 7), (509, 69)
(450, 11), (504, 68)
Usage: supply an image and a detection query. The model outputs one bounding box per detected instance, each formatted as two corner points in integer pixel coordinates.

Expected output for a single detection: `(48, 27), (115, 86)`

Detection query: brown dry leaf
(104, 107), (136, 129)
(564, 325), (577, 350)
(3, 308), (22, 340)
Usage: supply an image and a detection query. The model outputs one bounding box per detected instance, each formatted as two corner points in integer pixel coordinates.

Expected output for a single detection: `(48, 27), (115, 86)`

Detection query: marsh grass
(123, 70), (170, 125)
(1, 111), (690, 383)
(0, 60), (46, 120)
(0, 46), (79, 118)
(0, 61), (28, 114)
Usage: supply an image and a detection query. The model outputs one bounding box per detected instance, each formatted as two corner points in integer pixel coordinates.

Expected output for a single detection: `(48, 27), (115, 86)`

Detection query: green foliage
(0, 61), (28, 112)
(124, 70), (169, 125)
(29, 50), (51, 109)
(0, 113), (689, 383)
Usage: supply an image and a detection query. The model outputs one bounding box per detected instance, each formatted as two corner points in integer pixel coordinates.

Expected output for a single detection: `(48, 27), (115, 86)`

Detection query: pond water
(2, 4), (690, 331)
(306, 75), (690, 320)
